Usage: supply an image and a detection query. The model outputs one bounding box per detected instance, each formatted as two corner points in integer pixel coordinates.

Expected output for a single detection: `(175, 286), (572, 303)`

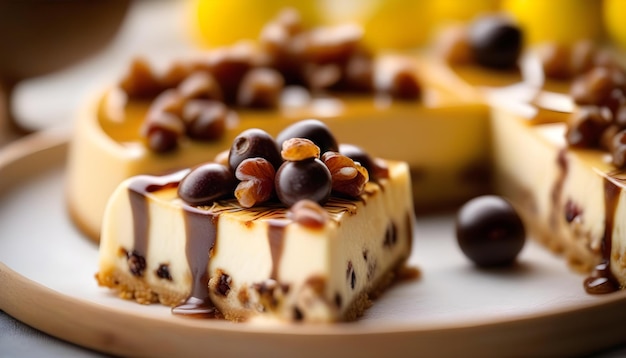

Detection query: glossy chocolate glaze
(128, 170), (221, 317)
(268, 220), (288, 280)
(584, 175), (622, 294)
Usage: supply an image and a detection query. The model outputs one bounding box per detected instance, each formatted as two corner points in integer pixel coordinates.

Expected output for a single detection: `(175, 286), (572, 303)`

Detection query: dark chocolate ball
(228, 128), (282, 171)
(455, 195), (526, 267)
(275, 158), (332, 207)
(468, 15), (523, 69)
(178, 163), (236, 205)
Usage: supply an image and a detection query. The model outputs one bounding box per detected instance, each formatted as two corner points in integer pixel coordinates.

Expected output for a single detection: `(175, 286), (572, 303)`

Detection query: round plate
(1, 130), (626, 357)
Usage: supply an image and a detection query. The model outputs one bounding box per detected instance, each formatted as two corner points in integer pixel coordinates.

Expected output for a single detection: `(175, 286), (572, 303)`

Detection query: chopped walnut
(281, 137), (320, 161)
(235, 158), (276, 207)
(322, 151), (368, 198)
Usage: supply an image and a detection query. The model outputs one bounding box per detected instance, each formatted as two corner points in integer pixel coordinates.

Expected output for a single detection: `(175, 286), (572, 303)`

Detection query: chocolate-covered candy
(275, 158), (332, 207)
(456, 195), (526, 267)
(178, 163), (236, 205)
(228, 128), (282, 171)
(182, 100), (228, 141)
(276, 119), (339, 154)
(468, 15), (522, 69)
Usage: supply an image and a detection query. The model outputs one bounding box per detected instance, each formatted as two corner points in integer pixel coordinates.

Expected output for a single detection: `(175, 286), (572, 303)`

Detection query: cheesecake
(95, 119), (415, 322)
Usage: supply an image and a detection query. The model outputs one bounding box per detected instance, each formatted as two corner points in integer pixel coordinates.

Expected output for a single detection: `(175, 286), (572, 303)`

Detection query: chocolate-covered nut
(566, 106), (612, 148)
(178, 163), (236, 205)
(228, 128), (282, 171)
(468, 15), (522, 69)
(237, 67), (284, 108)
(456, 195), (526, 267)
(182, 100), (228, 141)
(276, 119), (339, 154)
(178, 71), (223, 101)
(275, 158), (332, 207)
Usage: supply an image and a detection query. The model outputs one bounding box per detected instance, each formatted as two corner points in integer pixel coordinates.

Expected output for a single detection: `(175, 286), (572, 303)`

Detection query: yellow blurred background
(189, 0), (625, 50)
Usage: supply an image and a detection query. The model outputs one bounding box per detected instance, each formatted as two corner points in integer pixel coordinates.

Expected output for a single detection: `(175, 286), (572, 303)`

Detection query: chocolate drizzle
(172, 205), (221, 318)
(584, 175), (621, 294)
(127, 170), (221, 318)
(267, 220), (288, 280)
(127, 171), (188, 275)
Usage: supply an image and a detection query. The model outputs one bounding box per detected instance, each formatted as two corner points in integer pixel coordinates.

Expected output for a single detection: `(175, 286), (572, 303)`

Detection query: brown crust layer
(95, 255), (414, 322)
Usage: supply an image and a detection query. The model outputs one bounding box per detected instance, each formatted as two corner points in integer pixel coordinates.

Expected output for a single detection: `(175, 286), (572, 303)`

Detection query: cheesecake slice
(95, 143), (414, 322)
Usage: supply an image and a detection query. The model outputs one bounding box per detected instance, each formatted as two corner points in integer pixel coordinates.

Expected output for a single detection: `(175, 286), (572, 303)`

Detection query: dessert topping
(322, 151), (368, 198)
(236, 67), (284, 108)
(280, 137), (320, 161)
(275, 158), (332, 207)
(566, 62), (626, 168)
(178, 163), (236, 205)
(234, 158), (275, 208)
(455, 195), (526, 267)
(228, 128), (283, 172)
(287, 199), (329, 229)
(182, 100), (228, 141)
(180, 120), (376, 209)
(118, 9), (421, 153)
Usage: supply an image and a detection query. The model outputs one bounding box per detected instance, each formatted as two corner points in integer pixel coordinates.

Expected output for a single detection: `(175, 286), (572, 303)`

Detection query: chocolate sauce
(172, 205), (221, 318)
(549, 149), (568, 231)
(128, 171), (188, 275)
(127, 170), (222, 318)
(584, 176), (621, 294)
(267, 220), (288, 280)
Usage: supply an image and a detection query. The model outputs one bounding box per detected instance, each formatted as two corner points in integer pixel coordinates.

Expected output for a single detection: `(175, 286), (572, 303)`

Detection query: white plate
(1, 130), (626, 357)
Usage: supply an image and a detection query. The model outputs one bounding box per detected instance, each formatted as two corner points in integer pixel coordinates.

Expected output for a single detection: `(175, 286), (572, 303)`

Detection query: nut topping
(322, 151), (368, 198)
(281, 138), (320, 161)
(287, 199), (329, 228)
(235, 158), (275, 207)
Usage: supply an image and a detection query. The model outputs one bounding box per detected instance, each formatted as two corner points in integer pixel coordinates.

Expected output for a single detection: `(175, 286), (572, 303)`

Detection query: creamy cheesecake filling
(97, 160), (414, 322)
